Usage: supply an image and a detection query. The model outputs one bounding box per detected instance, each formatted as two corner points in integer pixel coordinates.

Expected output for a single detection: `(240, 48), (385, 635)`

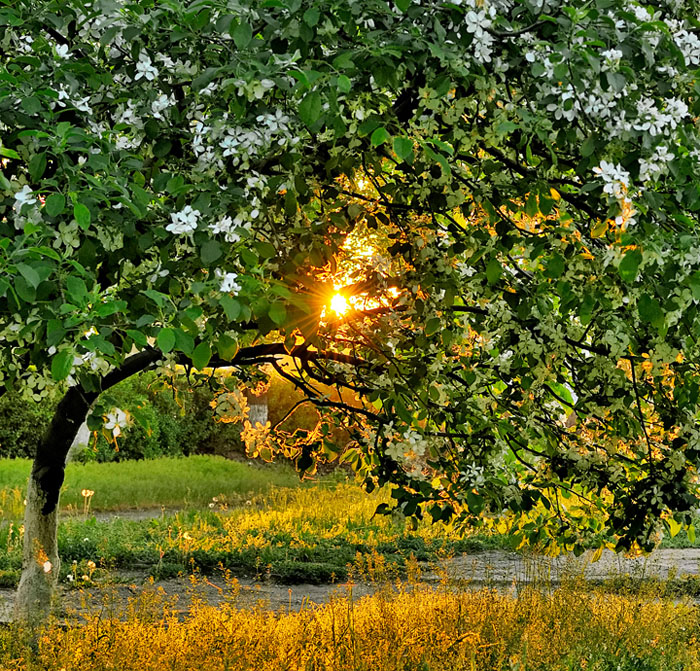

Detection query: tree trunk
(13, 477), (61, 625)
(13, 386), (94, 624)
(13, 350), (160, 623)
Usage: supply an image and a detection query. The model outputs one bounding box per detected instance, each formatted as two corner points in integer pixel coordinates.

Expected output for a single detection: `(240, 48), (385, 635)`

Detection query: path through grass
(0, 481), (502, 588)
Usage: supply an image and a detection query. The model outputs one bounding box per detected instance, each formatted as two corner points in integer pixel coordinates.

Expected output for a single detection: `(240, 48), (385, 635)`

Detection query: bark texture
(13, 386), (95, 624)
(13, 477), (61, 624)
(13, 351), (161, 623)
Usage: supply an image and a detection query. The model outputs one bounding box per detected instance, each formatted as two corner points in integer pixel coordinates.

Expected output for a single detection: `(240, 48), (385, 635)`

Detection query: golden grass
(2, 580), (699, 670)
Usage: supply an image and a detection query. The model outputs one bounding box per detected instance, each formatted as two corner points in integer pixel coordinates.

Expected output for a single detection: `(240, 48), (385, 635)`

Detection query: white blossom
(104, 408), (128, 437)
(216, 270), (242, 294)
(135, 52), (158, 81)
(166, 205), (200, 234)
(14, 185), (37, 212)
(54, 43), (70, 59)
(151, 93), (174, 119)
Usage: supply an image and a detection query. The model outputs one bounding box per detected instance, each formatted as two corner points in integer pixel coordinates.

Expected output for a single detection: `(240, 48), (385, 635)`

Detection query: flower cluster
(167, 205), (200, 235)
(216, 270), (242, 294)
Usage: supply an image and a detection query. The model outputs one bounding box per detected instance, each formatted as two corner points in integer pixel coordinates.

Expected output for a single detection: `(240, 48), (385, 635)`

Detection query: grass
(1, 580), (699, 670)
(0, 482), (503, 588)
(0, 455), (312, 518)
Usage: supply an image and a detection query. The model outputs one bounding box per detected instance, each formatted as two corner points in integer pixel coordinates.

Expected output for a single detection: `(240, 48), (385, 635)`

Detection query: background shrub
(0, 389), (58, 458)
(0, 370), (348, 463)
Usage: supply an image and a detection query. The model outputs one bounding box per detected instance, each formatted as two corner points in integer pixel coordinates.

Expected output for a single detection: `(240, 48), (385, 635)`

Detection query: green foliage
(5, 0), (700, 553)
(0, 390), (56, 458)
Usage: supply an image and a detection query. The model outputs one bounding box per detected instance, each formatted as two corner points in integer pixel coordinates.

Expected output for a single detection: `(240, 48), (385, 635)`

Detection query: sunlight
(330, 293), (350, 316)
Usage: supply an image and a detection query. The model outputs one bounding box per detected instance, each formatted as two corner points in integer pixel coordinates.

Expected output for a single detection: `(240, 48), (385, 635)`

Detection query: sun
(330, 293), (350, 316)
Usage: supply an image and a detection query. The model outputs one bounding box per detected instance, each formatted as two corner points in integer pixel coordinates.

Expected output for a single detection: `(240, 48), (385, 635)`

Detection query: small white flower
(135, 52), (159, 81)
(216, 270), (242, 294)
(54, 43), (70, 59)
(166, 205), (200, 234)
(601, 48), (623, 67)
(151, 94), (173, 119)
(104, 408), (127, 437)
(14, 185), (37, 212)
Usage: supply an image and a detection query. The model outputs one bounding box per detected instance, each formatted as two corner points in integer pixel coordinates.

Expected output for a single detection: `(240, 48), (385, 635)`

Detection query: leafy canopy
(3, 0), (700, 552)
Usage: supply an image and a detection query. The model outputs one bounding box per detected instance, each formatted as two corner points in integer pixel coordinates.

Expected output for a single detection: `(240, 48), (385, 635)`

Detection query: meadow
(1, 455), (700, 670)
(0, 455), (698, 591)
(0, 455), (305, 515)
(0, 456), (503, 588)
(1, 580), (699, 670)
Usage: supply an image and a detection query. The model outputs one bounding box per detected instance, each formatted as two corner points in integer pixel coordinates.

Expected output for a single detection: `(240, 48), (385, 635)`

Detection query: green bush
(0, 370), (348, 463)
(75, 373), (245, 463)
(0, 390), (57, 458)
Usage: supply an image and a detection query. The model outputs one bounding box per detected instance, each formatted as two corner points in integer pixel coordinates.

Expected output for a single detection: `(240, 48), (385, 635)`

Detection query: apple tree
(3, 0), (700, 620)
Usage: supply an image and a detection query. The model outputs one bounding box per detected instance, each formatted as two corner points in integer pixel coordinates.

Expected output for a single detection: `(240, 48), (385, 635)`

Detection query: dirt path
(2, 547), (699, 623)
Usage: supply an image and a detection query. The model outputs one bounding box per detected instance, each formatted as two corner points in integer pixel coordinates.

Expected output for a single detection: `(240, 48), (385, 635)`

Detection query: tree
(3, 0), (700, 621)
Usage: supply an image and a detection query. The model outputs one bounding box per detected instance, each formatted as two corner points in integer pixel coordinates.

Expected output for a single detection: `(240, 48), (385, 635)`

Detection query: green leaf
(46, 320), (66, 347)
(95, 300), (127, 317)
(255, 241), (276, 259)
(525, 193), (539, 218)
(618, 249), (642, 283)
(268, 301), (287, 326)
(370, 127), (390, 147)
(232, 22), (252, 49)
(92, 336), (115, 356)
(466, 490), (483, 514)
(143, 289), (168, 307)
(303, 7), (320, 26)
(16, 263), (40, 289)
(157, 328), (176, 353)
(0, 147), (20, 160)
(73, 202), (91, 231)
(217, 334), (238, 360)
(299, 91), (322, 127)
(44, 193), (65, 217)
(126, 329), (149, 347)
(174, 328), (194, 355)
(337, 75), (351, 93)
(21, 96), (42, 115)
(66, 276), (88, 303)
(14, 276), (35, 303)
(28, 152), (47, 181)
(549, 382), (574, 405)
(393, 136), (414, 163)
(590, 219), (608, 238)
(200, 240), (222, 265)
(496, 121), (519, 134)
(687, 271), (700, 300)
(638, 294), (663, 326)
(395, 0), (411, 10)
(544, 254), (565, 279)
(425, 317), (441, 336)
(427, 138), (454, 156)
(581, 135), (597, 157)
(220, 295), (241, 321)
(153, 139), (172, 158)
(51, 350), (73, 381)
(192, 341), (212, 369)
(486, 258), (502, 284)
